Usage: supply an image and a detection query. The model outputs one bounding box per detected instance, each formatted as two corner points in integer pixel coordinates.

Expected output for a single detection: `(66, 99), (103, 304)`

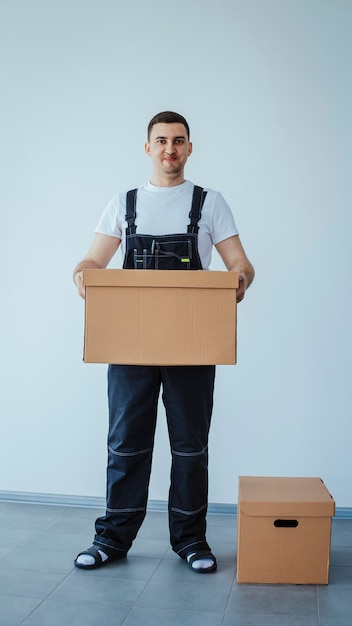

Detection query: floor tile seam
(121, 607), (226, 626)
(0, 557), (83, 572)
(4, 524), (84, 551)
(121, 606), (135, 625)
(0, 511), (72, 527)
(316, 584), (322, 626)
(147, 575), (236, 589)
(127, 553), (170, 560)
(19, 596), (48, 626)
(320, 581), (352, 584)
(126, 606), (228, 616)
(0, 545), (19, 562)
(0, 573), (76, 598)
(314, 584), (320, 624)
(0, 562), (77, 574)
(71, 573), (166, 583)
(124, 607), (226, 614)
(0, 592), (43, 601)
(118, 554), (167, 622)
(27, 528), (94, 542)
(2, 527), (43, 550)
(145, 577), (236, 591)
(132, 577), (234, 591)
(23, 596), (144, 609)
(232, 583), (322, 589)
(235, 602), (317, 614)
(19, 599), (134, 626)
(1, 546), (80, 556)
(218, 566), (237, 625)
(31, 566), (76, 605)
(222, 610), (321, 619)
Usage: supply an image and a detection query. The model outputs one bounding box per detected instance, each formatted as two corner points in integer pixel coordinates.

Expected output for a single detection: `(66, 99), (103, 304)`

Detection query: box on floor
(237, 476), (335, 584)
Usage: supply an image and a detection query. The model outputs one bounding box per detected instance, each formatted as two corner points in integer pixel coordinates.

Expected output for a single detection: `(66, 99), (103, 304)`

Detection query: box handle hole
(274, 519), (299, 528)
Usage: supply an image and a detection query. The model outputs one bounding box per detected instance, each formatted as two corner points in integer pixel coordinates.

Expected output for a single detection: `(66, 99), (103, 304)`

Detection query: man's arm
(73, 234), (121, 299)
(215, 235), (254, 303)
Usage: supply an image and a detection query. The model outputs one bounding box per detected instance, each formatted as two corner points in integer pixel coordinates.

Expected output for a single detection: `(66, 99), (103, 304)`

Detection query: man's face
(145, 123), (192, 182)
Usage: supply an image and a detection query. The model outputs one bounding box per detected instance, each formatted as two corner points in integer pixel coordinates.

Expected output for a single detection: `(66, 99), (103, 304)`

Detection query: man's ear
(144, 142), (151, 157)
(188, 141), (193, 156)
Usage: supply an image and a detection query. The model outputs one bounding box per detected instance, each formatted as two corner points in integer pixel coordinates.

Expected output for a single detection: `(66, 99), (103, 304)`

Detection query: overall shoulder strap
(125, 188), (138, 235)
(187, 185), (207, 234)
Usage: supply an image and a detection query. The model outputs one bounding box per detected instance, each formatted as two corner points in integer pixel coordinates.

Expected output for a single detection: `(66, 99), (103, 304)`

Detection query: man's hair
(147, 111), (190, 140)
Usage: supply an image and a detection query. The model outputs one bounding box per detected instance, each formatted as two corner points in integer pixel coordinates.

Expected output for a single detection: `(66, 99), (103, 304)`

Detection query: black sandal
(186, 550), (217, 574)
(74, 545), (116, 570)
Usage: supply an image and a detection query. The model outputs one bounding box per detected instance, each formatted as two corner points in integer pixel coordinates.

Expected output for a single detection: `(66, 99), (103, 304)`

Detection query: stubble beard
(161, 158), (183, 176)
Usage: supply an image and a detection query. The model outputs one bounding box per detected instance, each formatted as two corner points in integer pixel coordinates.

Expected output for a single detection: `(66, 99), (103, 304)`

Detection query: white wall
(1, 0), (351, 508)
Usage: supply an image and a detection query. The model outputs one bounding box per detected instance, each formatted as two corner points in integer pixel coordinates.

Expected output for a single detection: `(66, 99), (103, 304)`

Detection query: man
(73, 111), (254, 573)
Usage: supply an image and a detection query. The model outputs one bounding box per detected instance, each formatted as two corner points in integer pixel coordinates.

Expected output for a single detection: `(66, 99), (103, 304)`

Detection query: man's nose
(165, 141), (175, 153)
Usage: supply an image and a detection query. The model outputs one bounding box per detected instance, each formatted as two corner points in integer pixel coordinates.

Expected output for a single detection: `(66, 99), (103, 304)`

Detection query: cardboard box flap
(83, 268), (239, 289)
(238, 476), (335, 518)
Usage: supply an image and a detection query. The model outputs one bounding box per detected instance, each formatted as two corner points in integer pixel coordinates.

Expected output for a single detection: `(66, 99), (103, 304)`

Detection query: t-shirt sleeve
(94, 195), (122, 238)
(211, 192), (239, 244)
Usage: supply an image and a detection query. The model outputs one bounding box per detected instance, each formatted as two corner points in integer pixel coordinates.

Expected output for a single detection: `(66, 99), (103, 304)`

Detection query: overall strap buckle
(125, 188), (138, 235)
(188, 185), (207, 234)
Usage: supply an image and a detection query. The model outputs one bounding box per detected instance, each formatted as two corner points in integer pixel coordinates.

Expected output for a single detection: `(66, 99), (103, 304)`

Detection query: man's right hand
(74, 271), (85, 299)
(73, 234), (121, 300)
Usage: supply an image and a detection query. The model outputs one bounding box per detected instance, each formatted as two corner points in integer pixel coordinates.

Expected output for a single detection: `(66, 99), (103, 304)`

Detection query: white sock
(76, 549), (108, 566)
(187, 552), (214, 570)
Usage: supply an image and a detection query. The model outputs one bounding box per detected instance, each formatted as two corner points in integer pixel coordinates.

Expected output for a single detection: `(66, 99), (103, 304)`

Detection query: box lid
(238, 476), (335, 518)
(83, 269), (239, 289)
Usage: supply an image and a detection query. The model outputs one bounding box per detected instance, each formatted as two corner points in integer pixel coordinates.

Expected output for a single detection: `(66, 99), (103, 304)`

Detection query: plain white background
(1, 0), (351, 508)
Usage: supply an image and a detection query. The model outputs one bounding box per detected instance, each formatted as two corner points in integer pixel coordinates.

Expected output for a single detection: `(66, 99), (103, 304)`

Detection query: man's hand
(73, 234), (121, 300)
(215, 235), (254, 303)
(236, 275), (246, 303)
(74, 271), (85, 299)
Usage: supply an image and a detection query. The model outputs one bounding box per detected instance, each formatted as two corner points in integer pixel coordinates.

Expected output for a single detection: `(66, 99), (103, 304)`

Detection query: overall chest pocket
(152, 239), (192, 269)
(125, 234), (198, 270)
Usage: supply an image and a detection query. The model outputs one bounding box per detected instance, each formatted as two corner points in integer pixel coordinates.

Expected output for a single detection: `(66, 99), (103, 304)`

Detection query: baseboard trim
(0, 490), (236, 515)
(0, 491), (107, 509)
(0, 490), (351, 518)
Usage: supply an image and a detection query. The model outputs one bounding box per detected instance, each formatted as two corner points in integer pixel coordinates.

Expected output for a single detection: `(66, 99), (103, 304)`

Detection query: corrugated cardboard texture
(83, 269), (238, 365)
(237, 476), (335, 585)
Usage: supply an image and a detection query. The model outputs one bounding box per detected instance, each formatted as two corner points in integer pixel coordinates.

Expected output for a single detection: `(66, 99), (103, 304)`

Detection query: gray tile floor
(0, 501), (351, 625)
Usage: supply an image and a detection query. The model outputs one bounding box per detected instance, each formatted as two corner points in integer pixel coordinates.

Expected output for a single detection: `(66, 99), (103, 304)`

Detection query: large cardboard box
(237, 476), (335, 585)
(83, 269), (238, 365)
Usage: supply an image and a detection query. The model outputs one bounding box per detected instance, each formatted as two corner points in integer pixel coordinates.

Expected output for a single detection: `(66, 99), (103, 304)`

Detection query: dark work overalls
(93, 185), (216, 560)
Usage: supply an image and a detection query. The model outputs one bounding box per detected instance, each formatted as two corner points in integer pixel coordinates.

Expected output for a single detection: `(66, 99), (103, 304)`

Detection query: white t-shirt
(95, 180), (238, 270)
